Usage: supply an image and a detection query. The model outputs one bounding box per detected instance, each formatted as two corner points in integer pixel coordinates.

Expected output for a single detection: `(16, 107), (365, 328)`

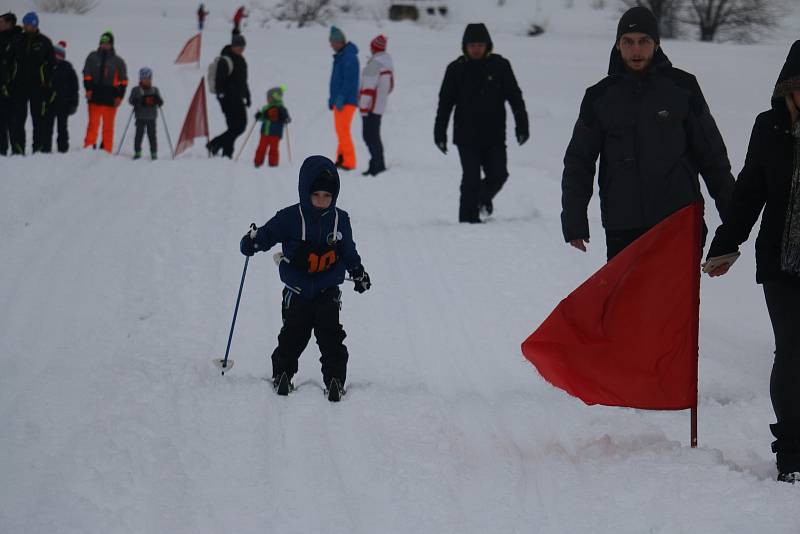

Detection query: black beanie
(231, 34), (246, 47)
(774, 40), (800, 98)
(616, 7), (659, 44)
(311, 171), (337, 195)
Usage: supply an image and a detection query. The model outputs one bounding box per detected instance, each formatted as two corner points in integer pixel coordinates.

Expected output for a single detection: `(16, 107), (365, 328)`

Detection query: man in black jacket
(561, 7), (734, 259)
(434, 23), (529, 223)
(5, 11), (54, 155)
(0, 12), (22, 155)
(208, 34), (250, 158)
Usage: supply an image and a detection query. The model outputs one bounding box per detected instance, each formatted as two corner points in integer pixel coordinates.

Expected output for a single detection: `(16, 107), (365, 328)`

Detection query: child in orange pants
(254, 86), (290, 168)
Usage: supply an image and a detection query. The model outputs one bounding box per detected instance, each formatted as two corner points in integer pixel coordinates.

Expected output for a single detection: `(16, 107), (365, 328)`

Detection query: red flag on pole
(175, 33), (202, 64)
(175, 78), (209, 157)
(521, 203), (702, 410)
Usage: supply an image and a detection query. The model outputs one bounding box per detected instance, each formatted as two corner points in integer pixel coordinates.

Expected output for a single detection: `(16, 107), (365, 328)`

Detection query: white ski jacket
(359, 51), (394, 115)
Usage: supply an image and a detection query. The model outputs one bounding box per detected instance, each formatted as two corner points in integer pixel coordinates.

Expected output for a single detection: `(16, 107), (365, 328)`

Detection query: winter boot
(480, 198), (494, 217)
(133, 151), (142, 160)
(273, 371), (293, 396)
(324, 377), (345, 402)
(777, 471), (800, 484)
(151, 152), (157, 160)
(771, 422), (800, 477)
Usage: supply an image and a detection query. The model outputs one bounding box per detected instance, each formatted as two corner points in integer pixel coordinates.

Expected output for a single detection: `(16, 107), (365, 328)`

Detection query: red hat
(54, 40), (67, 59)
(370, 34), (387, 53)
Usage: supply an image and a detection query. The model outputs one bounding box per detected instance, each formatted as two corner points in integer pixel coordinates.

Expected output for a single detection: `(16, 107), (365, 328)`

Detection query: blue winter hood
(335, 41), (359, 58)
(298, 155), (340, 212)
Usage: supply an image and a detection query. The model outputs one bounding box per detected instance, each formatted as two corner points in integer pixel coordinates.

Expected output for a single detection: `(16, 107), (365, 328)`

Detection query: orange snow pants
(84, 103), (117, 153)
(333, 104), (357, 169)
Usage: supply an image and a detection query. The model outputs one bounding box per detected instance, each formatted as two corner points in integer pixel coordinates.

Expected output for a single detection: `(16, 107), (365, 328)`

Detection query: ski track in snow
(2, 1), (800, 532)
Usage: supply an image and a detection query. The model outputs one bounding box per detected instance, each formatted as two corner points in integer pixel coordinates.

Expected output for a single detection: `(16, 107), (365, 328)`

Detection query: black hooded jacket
(707, 41), (800, 285)
(216, 45), (250, 103)
(434, 23), (528, 147)
(6, 29), (54, 94)
(0, 25), (22, 92)
(561, 46), (734, 241)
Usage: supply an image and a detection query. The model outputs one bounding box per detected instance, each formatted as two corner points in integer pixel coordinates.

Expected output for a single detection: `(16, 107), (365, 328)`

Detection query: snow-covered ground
(2, 1), (799, 533)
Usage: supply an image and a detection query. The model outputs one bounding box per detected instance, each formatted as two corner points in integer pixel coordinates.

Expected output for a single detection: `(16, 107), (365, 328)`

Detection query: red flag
(521, 203), (702, 410)
(175, 33), (201, 64)
(175, 78), (209, 157)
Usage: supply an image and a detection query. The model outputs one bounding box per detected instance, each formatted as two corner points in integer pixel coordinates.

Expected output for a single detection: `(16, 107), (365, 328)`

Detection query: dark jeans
(134, 119), (157, 154)
(210, 97), (246, 158)
(9, 93), (49, 154)
(270, 287), (349, 386)
(362, 113), (385, 173)
(0, 96), (11, 155)
(764, 281), (800, 473)
(456, 144), (508, 222)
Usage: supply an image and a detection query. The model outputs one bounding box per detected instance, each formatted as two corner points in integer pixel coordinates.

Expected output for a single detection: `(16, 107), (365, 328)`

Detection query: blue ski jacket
(328, 42), (360, 110)
(247, 156), (363, 299)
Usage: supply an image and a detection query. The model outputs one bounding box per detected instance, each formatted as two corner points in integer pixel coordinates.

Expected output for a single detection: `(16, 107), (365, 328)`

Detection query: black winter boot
(324, 377), (345, 402)
(273, 372), (294, 396)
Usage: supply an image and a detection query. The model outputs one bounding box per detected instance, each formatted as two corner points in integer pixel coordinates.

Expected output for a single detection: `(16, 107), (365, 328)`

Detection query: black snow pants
(764, 280), (800, 474)
(362, 112), (385, 174)
(10, 92), (49, 154)
(134, 119), (157, 154)
(0, 96), (11, 155)
(271, 286), (349, 387)
(41, 110), (70, 153)
(456, 144), (508, 223)
(210, 96), (246, 158)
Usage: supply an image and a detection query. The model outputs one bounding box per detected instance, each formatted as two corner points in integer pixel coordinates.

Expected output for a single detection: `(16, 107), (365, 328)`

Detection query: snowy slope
(2, 1), (800, 533)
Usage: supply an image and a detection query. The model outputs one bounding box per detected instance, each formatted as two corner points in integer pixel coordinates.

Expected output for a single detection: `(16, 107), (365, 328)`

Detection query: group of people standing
(0, 11), (163, 157)
(205, 26), (395, 177)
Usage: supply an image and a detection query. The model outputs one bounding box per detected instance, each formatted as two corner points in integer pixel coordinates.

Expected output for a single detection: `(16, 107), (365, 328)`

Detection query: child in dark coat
(254, 85), (290, 168)
(47, 40), (79, 153)
(128, 67), (163, 159)
(239, 155), (371, 401)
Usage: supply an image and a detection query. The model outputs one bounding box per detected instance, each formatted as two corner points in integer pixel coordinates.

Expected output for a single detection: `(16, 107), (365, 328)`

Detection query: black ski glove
(350, 266), (371, 293)
(240, 234), (257, 256)
(516, 130), (529, 146)
(240, 223), (259, 256)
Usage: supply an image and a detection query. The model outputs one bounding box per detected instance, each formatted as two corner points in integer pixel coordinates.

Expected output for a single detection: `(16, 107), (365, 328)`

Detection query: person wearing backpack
(207, 34), (250, 159)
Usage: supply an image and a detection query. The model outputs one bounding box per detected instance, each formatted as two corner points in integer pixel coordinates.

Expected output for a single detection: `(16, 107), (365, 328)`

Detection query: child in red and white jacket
(358, 34), (394, 176)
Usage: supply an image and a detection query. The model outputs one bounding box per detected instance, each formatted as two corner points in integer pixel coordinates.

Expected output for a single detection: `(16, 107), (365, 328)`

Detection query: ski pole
(115, 110), (134, 155)
(285, 123), (293, 164)
(159, 107), (175, 159)
(219, 223), (257, 375)
(234, 119), (257, 162)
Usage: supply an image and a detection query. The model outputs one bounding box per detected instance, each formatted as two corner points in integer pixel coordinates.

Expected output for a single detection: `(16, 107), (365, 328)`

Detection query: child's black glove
(240, 223), (259, 256)
(240, 234), (257, 256)
(350, 266), (371, 293)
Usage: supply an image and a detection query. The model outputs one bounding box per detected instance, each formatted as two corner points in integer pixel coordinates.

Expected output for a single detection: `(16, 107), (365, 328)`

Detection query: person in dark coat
(207, 34), (250, 158)
(561, 7), (734, 260)
(197, 3), (209, 32)
(6, 12), (54, 154)
(0, 12), (22, 156)
(239, 155), (371, 402)
(434, 23), (529, 223)
(43, 40), (78, 153)
(704, 40), (800, 484)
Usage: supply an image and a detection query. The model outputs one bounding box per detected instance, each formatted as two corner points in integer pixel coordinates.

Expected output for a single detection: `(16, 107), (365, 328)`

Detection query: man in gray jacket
(82, 30), (127, 153)
(561, 7), (734, 259)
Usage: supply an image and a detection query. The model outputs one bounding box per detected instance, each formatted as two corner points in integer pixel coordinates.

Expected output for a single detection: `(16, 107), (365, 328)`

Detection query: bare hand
(706, 263), (731, 277)
(569, 238), (588, 252)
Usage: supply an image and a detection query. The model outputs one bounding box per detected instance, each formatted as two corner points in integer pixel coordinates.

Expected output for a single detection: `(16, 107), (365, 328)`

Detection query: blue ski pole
(215, 223), (257, 375)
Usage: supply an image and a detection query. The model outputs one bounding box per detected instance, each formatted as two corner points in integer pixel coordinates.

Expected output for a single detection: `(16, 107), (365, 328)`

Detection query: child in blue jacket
(240, 155), (371, 401)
